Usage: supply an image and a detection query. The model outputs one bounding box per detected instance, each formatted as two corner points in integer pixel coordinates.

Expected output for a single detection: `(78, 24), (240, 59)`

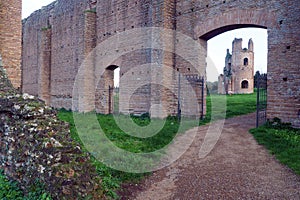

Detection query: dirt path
(119, 113), (300, 199)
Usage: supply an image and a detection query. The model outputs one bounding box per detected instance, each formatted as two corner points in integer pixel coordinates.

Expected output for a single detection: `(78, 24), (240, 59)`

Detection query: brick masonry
(0, 0), (22, 89)
(20, 0), (300, 126)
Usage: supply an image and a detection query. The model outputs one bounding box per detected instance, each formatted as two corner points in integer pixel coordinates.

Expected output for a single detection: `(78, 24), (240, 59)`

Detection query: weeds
(0, 170), (51, 200)
(250, 118), (300, 175)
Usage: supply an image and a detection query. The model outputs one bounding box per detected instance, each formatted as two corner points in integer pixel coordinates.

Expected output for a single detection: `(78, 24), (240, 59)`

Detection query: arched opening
(193, 8), (279, 125)
(244, 58), (248, 66)
(241, 80), (249, 89)
(96, 65), (120, 114)
(106, 65), (120, 114)
(204, 26), (268, 124)
(199, 24), (267, 41)
(113, 67), (120, 113)
(207, 27), (267, 93)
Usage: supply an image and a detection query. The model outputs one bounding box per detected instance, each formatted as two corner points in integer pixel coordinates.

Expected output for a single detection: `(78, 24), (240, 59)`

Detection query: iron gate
(256, 73), (267, 127)
(177, 74), (205, 120)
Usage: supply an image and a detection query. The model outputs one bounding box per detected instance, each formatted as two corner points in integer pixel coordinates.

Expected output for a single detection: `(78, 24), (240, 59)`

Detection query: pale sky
(22, 0), (267, 83)
(22, 0), (55, 19)
(207, 28), (267, 81)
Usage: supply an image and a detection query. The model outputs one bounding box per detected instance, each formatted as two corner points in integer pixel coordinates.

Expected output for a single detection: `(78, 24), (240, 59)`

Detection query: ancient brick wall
(22, 0), (88, 110)
(0, 0), (22, 88)
(22, 0), (300, 126)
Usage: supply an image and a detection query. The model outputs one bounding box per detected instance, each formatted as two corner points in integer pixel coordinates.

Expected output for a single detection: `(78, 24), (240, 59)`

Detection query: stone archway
(194, 9), (277, 40)
(193, 8), (277, 73)
(184, 5), (299, 126)
(185, 8), (282, 124)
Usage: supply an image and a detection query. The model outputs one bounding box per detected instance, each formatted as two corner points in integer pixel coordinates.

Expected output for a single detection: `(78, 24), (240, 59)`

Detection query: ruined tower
(0, 0), (22, 88)
(218, 38), (254, 94)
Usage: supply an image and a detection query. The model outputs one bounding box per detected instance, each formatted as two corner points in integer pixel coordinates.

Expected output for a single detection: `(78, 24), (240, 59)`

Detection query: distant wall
(218, 38), (254, 95)
(22, 0), (87, 108)
(22, 0), (184, 117)
(0, 0), (22, 88)
(22, 0), (300, 126)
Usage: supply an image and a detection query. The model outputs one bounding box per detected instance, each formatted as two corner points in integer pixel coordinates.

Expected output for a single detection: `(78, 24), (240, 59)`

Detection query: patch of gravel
(121, 113), (300, 199)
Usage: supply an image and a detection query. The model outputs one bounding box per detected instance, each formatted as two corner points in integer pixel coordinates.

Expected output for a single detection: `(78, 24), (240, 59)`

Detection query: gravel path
(119, 113), (300, 199)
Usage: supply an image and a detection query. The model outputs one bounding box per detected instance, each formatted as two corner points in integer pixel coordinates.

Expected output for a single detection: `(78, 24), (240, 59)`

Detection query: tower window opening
(241, 80), (249, 89)
(243, 58), (248, 66)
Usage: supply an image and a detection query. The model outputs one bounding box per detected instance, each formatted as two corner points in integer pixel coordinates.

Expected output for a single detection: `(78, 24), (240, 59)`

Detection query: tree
(206, 81), (218, 95)
(254, 70), (260, 88)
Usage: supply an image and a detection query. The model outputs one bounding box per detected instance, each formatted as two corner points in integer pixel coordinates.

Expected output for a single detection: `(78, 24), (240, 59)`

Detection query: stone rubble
(0, 66), (104, 199)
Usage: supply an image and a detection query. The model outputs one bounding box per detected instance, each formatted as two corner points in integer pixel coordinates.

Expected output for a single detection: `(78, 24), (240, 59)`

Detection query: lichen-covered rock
(0, 66), (104, 199)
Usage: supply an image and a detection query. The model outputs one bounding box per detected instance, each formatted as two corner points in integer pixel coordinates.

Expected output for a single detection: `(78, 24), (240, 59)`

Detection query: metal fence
(177, 74), (205, 120)
(110, 74), (205, 119)
(256, 73), (267, 127)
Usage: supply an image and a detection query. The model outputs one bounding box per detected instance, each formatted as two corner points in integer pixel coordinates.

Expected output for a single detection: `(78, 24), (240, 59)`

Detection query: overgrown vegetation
(41, 25), (51, 31)
(250, 118), (300, 175)
(0, 170), (51, 200)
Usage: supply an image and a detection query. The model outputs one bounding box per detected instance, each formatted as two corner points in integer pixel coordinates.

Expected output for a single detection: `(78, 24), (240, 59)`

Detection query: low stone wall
(0, 66), (103, 199)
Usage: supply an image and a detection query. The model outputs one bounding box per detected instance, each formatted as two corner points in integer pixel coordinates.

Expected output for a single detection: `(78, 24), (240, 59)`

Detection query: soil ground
(118, 113), (300, 199)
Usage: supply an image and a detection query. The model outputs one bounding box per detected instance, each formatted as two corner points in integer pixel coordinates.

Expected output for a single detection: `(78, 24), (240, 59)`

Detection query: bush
(0, 170), (23, 200)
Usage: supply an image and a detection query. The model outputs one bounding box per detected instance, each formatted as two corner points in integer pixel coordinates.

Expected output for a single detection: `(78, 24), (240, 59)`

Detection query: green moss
(41, 26), (52, 31)
(84, 8), (96, 14)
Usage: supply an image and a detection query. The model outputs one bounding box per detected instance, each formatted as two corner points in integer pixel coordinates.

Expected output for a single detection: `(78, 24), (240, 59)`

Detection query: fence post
(201, 76), (204, 120)
(177, 73), (181, 122)
(256, 76), (260, 128)
(109, 86), (112, 114)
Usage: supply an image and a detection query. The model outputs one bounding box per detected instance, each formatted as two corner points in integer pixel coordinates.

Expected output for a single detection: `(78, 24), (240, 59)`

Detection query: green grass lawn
(250, 119), (300, 175)
(223, 93), (257, 117)
(205, 92), (257, 122)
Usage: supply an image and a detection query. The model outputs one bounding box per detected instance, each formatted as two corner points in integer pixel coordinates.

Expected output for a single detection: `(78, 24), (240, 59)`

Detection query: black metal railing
(177, 74), (204, 121)
(256, 73), (267, 127)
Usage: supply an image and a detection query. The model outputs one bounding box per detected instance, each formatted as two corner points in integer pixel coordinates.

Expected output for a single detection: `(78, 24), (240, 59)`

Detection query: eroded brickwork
(218, 38), (254, 94)
(0, 0), (22, 88)
(22, 0), (300, 126)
